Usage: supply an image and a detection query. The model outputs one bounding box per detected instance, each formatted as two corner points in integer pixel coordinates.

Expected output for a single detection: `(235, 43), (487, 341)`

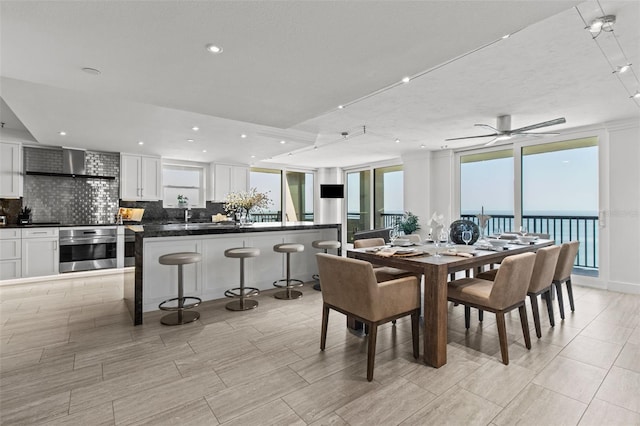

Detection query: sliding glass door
(346, 170), (371, 242)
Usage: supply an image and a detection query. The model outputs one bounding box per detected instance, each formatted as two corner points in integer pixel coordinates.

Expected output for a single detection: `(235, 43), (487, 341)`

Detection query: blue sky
(461, 146), (598, 215)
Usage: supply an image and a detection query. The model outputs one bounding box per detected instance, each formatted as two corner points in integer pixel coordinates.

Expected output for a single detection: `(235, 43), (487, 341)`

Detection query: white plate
(395, 248), (416, 254)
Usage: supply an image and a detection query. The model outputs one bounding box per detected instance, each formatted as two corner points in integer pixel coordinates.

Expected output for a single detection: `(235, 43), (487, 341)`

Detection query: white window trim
(162, 161), (208, 208)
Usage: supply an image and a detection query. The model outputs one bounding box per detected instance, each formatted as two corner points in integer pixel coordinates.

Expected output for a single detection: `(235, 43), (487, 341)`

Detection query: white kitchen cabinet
(120, 154), (162, 201)
(143, 238), (202, 310)
(212, 164), (248, 202)
(21, 227), (59, 278)
(0, 142), (22, 198)
(0, 228), (21, 280)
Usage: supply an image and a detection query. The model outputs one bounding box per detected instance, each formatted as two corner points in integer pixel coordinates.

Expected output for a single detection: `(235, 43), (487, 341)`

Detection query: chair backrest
(405, 234), (422, 243)
(553, 241), (580, 281)
(353, 238), (386, 249)
(490, 252), (536, 309)
(315, 253), (380, 319)
(528, 245), (561, 294)
(354, 228), (392, 243)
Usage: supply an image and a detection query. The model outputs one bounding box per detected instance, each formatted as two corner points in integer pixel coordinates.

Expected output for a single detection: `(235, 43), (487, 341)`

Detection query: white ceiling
(1, 1), (639, 169)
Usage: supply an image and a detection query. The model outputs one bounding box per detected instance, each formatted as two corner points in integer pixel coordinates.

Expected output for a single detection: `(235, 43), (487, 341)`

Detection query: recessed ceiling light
(206, 44), (223, 54)
(280, 140), (286, 144)
(81, 67), (101, 75)
(251, 155), (256, 158)
(633, 91), (640, 99)
(502, 34), (511, 39)
(192, 126), (199, 131)
(313, 146), (318, 150)
(187, 139), (194, 143)
(337, 105), (344, 109)
(202, 149), (207, 153)
(240, 134), (247, 138)
(420, 144), (426, 149)
(138, 141), (144, 145)
(395, 138), (400, 143)
(401, 76), (411, 83)
(58, 131), (67, 136)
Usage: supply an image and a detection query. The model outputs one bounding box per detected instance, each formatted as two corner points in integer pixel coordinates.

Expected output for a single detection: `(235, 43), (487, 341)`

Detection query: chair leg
(555, 281), (566, 320)
(566, 279), (575, 312)
(464, 306), (471, 329)
(367, 323), (378, 382)
(411, 311), (419, 359)
(544, 289), (555, 327)
(320, 304), (329, 351)
(478, 310), (484, 322)
(495, 312), (509, 365)
(519, 305), (532, 350)
(529, 294), (542, 338)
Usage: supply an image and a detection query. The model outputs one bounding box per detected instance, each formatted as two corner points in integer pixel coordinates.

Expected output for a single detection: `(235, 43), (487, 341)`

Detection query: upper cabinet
(0, 142), (22, 198)
(212, 164), (248, 202)
(120, 154), (162, 201)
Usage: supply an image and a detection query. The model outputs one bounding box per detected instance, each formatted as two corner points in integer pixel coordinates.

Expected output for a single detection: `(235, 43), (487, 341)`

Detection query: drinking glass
(389, 228), (398, 246)
(519, 225), (528, 236)
(495, 227), (503, 239)
(461, 229), (472, 245)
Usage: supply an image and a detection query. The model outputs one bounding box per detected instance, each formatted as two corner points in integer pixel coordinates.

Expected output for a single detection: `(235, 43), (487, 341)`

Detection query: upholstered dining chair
(553, 241), (580, 319)
(316, 253), (420, 381)
(477, 245), (562, 338)
(353, 238), (418, 282)
(448, 252), (536, 365)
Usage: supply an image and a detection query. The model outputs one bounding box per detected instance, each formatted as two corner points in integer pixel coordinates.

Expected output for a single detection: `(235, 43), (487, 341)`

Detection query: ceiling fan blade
(484, 138), (499, 146)
(510, 117), (566, 134)
(445, 133), (498, 141)
(474, 123), (498, 131)
(518, 131), (560, 137)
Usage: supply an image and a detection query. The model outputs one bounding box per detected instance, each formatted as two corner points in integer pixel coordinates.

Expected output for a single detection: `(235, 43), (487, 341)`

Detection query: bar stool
(273, 243), (305, 300)
(158, 252), (202, 326)
(311, 240), (341, 291)
(224, 247), (261, 311)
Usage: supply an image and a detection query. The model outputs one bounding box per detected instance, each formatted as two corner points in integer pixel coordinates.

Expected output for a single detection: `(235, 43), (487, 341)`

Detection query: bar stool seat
(273, 243), (305, 300)
(311, 240), (341, 290)
(158, 252), (202, 326)
(224, 247), (261, 311)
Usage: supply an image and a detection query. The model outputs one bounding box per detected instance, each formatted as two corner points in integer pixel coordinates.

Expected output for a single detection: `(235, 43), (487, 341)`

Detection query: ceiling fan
(446, 115), (566, 146)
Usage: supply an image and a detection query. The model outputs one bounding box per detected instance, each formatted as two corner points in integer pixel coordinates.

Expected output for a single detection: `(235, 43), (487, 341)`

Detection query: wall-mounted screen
(320, 184), (344, 198)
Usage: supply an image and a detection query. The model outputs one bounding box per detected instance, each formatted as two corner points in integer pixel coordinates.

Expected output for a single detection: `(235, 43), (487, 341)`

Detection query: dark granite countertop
(125, 221), (340, 238)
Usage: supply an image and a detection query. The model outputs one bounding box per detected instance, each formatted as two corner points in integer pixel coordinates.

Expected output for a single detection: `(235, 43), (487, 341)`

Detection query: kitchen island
(124, 221), (341, 325)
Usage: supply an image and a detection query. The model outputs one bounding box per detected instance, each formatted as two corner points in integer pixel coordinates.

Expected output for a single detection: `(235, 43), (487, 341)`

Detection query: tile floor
(1, 271), (639, 425)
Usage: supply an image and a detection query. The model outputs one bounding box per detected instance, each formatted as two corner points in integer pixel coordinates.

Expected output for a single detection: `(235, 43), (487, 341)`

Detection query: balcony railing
(461, 214), (598, 270)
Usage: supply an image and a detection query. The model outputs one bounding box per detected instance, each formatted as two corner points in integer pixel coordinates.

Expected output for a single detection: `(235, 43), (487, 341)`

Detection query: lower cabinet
(22, 238), (59, 278)
(141, 229), (338, 312)
(0, 229), (21, 280)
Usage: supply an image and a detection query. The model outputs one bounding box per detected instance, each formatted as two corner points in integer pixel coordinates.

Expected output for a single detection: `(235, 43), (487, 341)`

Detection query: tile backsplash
(23, 147), (120, 224)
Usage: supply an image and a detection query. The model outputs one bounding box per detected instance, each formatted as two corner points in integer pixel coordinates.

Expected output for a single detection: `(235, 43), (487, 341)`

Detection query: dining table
(347, 238), (554, 368)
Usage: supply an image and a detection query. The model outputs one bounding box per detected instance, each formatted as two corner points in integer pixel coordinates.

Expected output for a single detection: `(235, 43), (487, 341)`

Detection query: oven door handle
(60, 237), (117, 245)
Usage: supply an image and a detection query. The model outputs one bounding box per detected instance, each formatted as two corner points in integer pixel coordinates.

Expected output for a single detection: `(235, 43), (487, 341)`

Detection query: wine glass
(461, 229), (472, 245)
(389, 228), (398, 246)
(519, 225), (528, 236)
(495, 227), (503, 239)
(439, 229), (449, 246)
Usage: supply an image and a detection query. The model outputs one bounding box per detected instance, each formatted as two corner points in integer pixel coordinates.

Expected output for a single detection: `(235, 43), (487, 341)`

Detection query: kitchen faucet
(184, 207), (192, 223)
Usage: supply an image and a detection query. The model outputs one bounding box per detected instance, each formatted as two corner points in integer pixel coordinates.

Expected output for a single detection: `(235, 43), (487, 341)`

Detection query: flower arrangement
(177, 195), (189, 206)
(224, 188), (271, 214)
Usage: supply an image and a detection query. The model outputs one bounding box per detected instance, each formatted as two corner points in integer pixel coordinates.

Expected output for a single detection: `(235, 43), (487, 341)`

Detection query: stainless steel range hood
(25, 147), (116, 180)
(63, 148), (87, 175)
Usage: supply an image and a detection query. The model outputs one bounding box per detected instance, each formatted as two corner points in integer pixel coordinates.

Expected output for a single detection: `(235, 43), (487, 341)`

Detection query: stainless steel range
(59, 227), (117, 273)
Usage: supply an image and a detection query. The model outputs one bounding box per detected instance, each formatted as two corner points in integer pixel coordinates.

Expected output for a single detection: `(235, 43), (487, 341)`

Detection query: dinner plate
(395, 248), (416, 254)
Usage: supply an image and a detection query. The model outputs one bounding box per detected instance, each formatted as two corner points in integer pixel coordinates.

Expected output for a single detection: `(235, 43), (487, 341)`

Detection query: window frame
(161, 161), (207, 208)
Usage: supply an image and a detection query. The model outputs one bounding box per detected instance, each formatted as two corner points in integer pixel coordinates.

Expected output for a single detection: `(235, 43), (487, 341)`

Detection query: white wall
(605, 120), (640, 293)
(316, 167), (343, 224)
(401, 151), (431, 240)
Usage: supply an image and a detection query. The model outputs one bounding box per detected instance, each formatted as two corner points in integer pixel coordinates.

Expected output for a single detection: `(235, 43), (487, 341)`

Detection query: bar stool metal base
(226, 299), (259, 311)
(161, 310), (200, 326)
(273, 278), (304, 299)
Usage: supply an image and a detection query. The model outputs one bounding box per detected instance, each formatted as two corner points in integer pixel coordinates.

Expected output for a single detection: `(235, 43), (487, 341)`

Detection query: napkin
(375, 248), (398, 257)
(442, 249), (474, 258)
(428, 212), (444, 239)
